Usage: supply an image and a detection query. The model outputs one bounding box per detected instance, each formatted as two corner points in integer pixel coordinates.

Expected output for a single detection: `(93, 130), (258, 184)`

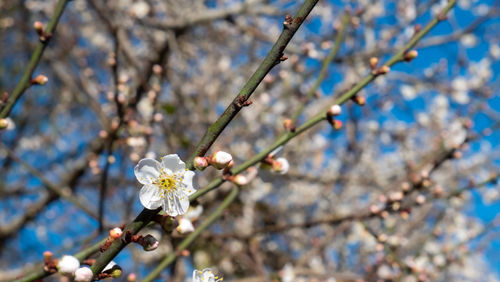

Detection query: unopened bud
(370, 205), (382, 214)
(142, 234), (159, 251)
(283, 119), (295, 132)
(332, 120), (343, 130)
(111, 268), (122, 278)
(43, 251), (53, 261)
(74, 267), (93, 282)
(352, 95), (366, 106)
(401, 182), (411, 192)
(377, 65), (390, 75)
(211, 151), (233, 170)
(32, 74), (48, 85)
(0, 119), (9, 130)
(233, 174), (249, 186)
(452, 150), (462, 159)
(127, 273), (137, 282)
(400, 210), (410, 220)
(152, 64), (162, 75)
(433, 186), (444, 197)
(57, 255), (80, 276)
(404, 50), (418, 61)
(272, 158), (290, 175)
(33, 21), (44, 35)
(389, 191), (404, 201)
(327, 104), (342, 116)
(369, 57), (379, 69)
(416, 194), (426, 205)
(109, 227), (122, 239)
(194, 156), (209, 171)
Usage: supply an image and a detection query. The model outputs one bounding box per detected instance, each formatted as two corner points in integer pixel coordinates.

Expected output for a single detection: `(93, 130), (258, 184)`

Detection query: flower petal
(162, 191), (189, 216)
(134, 158), (161, 184)
(182, 170), (196, 196)
(139, 185), (163, 210)
(161, 154), (185, 173)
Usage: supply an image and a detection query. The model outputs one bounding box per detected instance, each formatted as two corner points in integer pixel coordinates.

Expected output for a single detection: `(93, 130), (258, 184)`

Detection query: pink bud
(32, 74), (48, 85)
(194, 156), (209, 171)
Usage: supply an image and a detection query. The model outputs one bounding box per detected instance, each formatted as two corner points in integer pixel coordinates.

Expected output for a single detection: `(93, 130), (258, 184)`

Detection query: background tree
(0, 0), (499, 281)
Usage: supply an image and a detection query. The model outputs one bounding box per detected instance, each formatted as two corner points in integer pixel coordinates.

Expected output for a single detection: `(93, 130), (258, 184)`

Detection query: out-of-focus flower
(176, 205), (204, 234)
(134, 154), (196, 216)
(177, 218), (195, 234)
(192, 268), (223, 282)
(57, 255), (80, 276)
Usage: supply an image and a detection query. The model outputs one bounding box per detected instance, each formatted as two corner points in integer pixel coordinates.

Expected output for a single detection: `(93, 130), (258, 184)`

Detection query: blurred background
(1, 0), (500, 281)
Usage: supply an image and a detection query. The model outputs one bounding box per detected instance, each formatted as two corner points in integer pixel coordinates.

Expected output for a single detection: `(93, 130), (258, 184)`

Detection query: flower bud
(32, 74), (48, 85)
(194, 156), (209, 171)
(369, 57), (378, 69)
(176, 218), (195, 234)
(0, 119), (8, 130)
(111, 268), (122, 278)
(211, 151), (233, 170)
(332, 120), (343, 130)
(352, 95), (366, 106)
(57, 255), (80, 276)
(43, 251), (53, 261)
(327, 104), (342, 116)
(142, 234), (159, 251)
(272, 158), (290, 175)
(416, 194), (426, 205)
(233, 174), (249, 186)
(389, 191), (404, 201)
(109, 227), (122, 239)
(74, 267), (93, 282)
(377, 65), (390, 75)
(33, 21), (44, 35)
(404, 50), (418, 61)
(127, 273), (137, 282)
(283, 119), (295, 132)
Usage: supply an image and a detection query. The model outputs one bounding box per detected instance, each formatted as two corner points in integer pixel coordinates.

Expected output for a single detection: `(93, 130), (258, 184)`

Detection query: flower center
(154, 170), (184, 196)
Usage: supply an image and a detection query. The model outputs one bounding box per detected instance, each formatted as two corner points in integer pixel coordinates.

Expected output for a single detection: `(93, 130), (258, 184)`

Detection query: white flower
(135, 154), (196, 216)
(74, 267), (93, 282)
(57, 255), (80, 276)
(192, 268), (223, 282)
